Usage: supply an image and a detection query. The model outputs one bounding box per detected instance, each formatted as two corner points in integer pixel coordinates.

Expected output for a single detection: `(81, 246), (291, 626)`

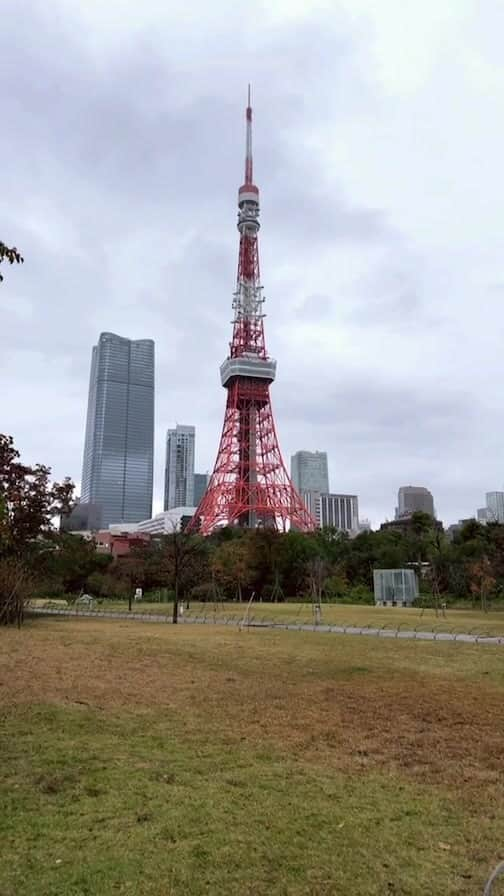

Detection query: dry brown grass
(3, 618), (504, 895)
(3, 618), (504, 793)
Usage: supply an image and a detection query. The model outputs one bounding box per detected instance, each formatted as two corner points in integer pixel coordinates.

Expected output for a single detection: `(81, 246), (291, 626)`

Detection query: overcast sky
(2, 0), (503, 527)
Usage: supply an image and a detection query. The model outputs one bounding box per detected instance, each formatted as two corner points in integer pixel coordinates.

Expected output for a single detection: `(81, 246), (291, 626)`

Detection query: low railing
(25, 605), (504, 646)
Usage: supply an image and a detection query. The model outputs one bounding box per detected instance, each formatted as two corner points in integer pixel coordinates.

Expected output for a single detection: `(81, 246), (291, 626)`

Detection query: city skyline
(3, 3), (504, 528)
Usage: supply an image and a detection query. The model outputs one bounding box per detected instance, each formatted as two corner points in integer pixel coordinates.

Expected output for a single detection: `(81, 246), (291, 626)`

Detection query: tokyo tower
(188, 89), (315, 535)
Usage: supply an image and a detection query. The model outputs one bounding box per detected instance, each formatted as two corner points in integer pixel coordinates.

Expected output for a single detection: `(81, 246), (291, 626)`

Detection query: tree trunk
(172, 578), (179, 624)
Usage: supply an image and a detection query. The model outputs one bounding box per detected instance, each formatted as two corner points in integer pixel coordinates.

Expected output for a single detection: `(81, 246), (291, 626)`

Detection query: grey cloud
(279, 376), (473, 442)
(1, 1), (499, 526)
(295, 294), (335, 320)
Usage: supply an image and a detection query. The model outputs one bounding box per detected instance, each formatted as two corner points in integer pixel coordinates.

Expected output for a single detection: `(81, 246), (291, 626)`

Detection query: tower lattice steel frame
(188, 90), (315, 535)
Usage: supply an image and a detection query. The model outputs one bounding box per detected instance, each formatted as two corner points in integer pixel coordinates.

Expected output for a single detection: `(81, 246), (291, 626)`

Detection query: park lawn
(2, 619), (504, 895)
(96, 599), (504, 636)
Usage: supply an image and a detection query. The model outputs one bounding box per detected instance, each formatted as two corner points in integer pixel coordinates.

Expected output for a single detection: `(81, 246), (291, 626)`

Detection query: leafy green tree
(0, 434), (74, 625)
(0, 434), (74, 557)
(211, 537), (252, 601)
(86, 570), (130, 600)
(34, 534), (111, 594)
(244, 529), (282, 598)
(276, 530), (318, 596)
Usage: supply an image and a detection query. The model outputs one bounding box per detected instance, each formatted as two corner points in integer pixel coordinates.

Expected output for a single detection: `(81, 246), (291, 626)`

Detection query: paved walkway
(26, 606), (504, 646)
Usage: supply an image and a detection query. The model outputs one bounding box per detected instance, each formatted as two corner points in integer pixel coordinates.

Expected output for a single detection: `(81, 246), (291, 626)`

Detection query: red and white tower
(188, 90), (315, 535)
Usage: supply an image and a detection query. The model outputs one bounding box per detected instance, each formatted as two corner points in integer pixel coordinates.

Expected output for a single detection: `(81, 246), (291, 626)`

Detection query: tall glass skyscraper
(485, 491), (504, 523)
(81, 332), (154, 528)
(290, 451), (329, 494)
(193, 472), (209, 506)
(164, 425), (195, 510)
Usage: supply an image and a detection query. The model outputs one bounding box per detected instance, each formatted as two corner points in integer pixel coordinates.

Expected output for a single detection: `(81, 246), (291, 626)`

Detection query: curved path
(26, 606), (504, 646)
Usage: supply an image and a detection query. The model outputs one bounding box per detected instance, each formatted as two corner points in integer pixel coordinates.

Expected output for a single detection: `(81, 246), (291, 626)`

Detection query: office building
(318, 493), (359, 532)
(81, 332), (154, 529)
(485, 491), (504, 523)
(60, 499), (102, 533)
(164, 425), (195, 510)
(395, 486), (435, 519)
(299, 490), (359, 533)
(299, 489), (320, 523)
(193, 472), (209, 506)
(290, 450), (329, 494)
(137, 507), (197, 534)
(477, 508), (488, 524)
(108, 507), (197, 536)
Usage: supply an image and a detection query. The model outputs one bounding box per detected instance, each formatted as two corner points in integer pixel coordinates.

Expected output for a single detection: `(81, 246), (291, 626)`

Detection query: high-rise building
(485, 492), (504, 523)
(193, 472), (209, 506)
(81, 332), (154, 528)
(298, 490), (358, 532)
(164, 425), (195, 510)
(60, 499), (102, 533)
(395, 486), (435, 519)
(320, 493), (358, 532)
(290, 451), (329, 494)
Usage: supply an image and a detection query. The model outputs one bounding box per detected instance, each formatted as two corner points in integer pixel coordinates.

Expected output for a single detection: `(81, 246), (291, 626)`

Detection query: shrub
(323, 575), (348, 600)
(333, 585), (374, 605)
(190, 582), (216, 602)
(86, 572), (130, 600)
(347, 585), (374, 604)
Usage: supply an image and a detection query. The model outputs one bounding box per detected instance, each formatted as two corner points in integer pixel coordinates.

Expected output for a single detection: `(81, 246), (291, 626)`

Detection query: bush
(190, 582), (216, 602)
(323, 575), (348, 600)
(28, 577), (66, 600)
(86, 572), (130, 600)
(334, 585), (374, 605)
(348, 585), (374, 603)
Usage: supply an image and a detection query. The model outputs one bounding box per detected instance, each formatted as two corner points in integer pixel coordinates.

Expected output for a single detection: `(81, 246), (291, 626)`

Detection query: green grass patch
(0, 704), (490, 896)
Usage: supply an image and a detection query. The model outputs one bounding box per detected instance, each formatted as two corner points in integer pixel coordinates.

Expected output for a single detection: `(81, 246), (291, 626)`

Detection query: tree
(34, 533), (111, 594)
(469, 556), (496, 613)
(306, 555), (328, 604)
(0, 434), (74, 625)
(0, 558), (33, 626)
(211, 537), (252, 601)
(276, 530), (317, 596)
(158, 528), (208, 623)
(0, 241), (23, 282)
(0, 434), (74, 557)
